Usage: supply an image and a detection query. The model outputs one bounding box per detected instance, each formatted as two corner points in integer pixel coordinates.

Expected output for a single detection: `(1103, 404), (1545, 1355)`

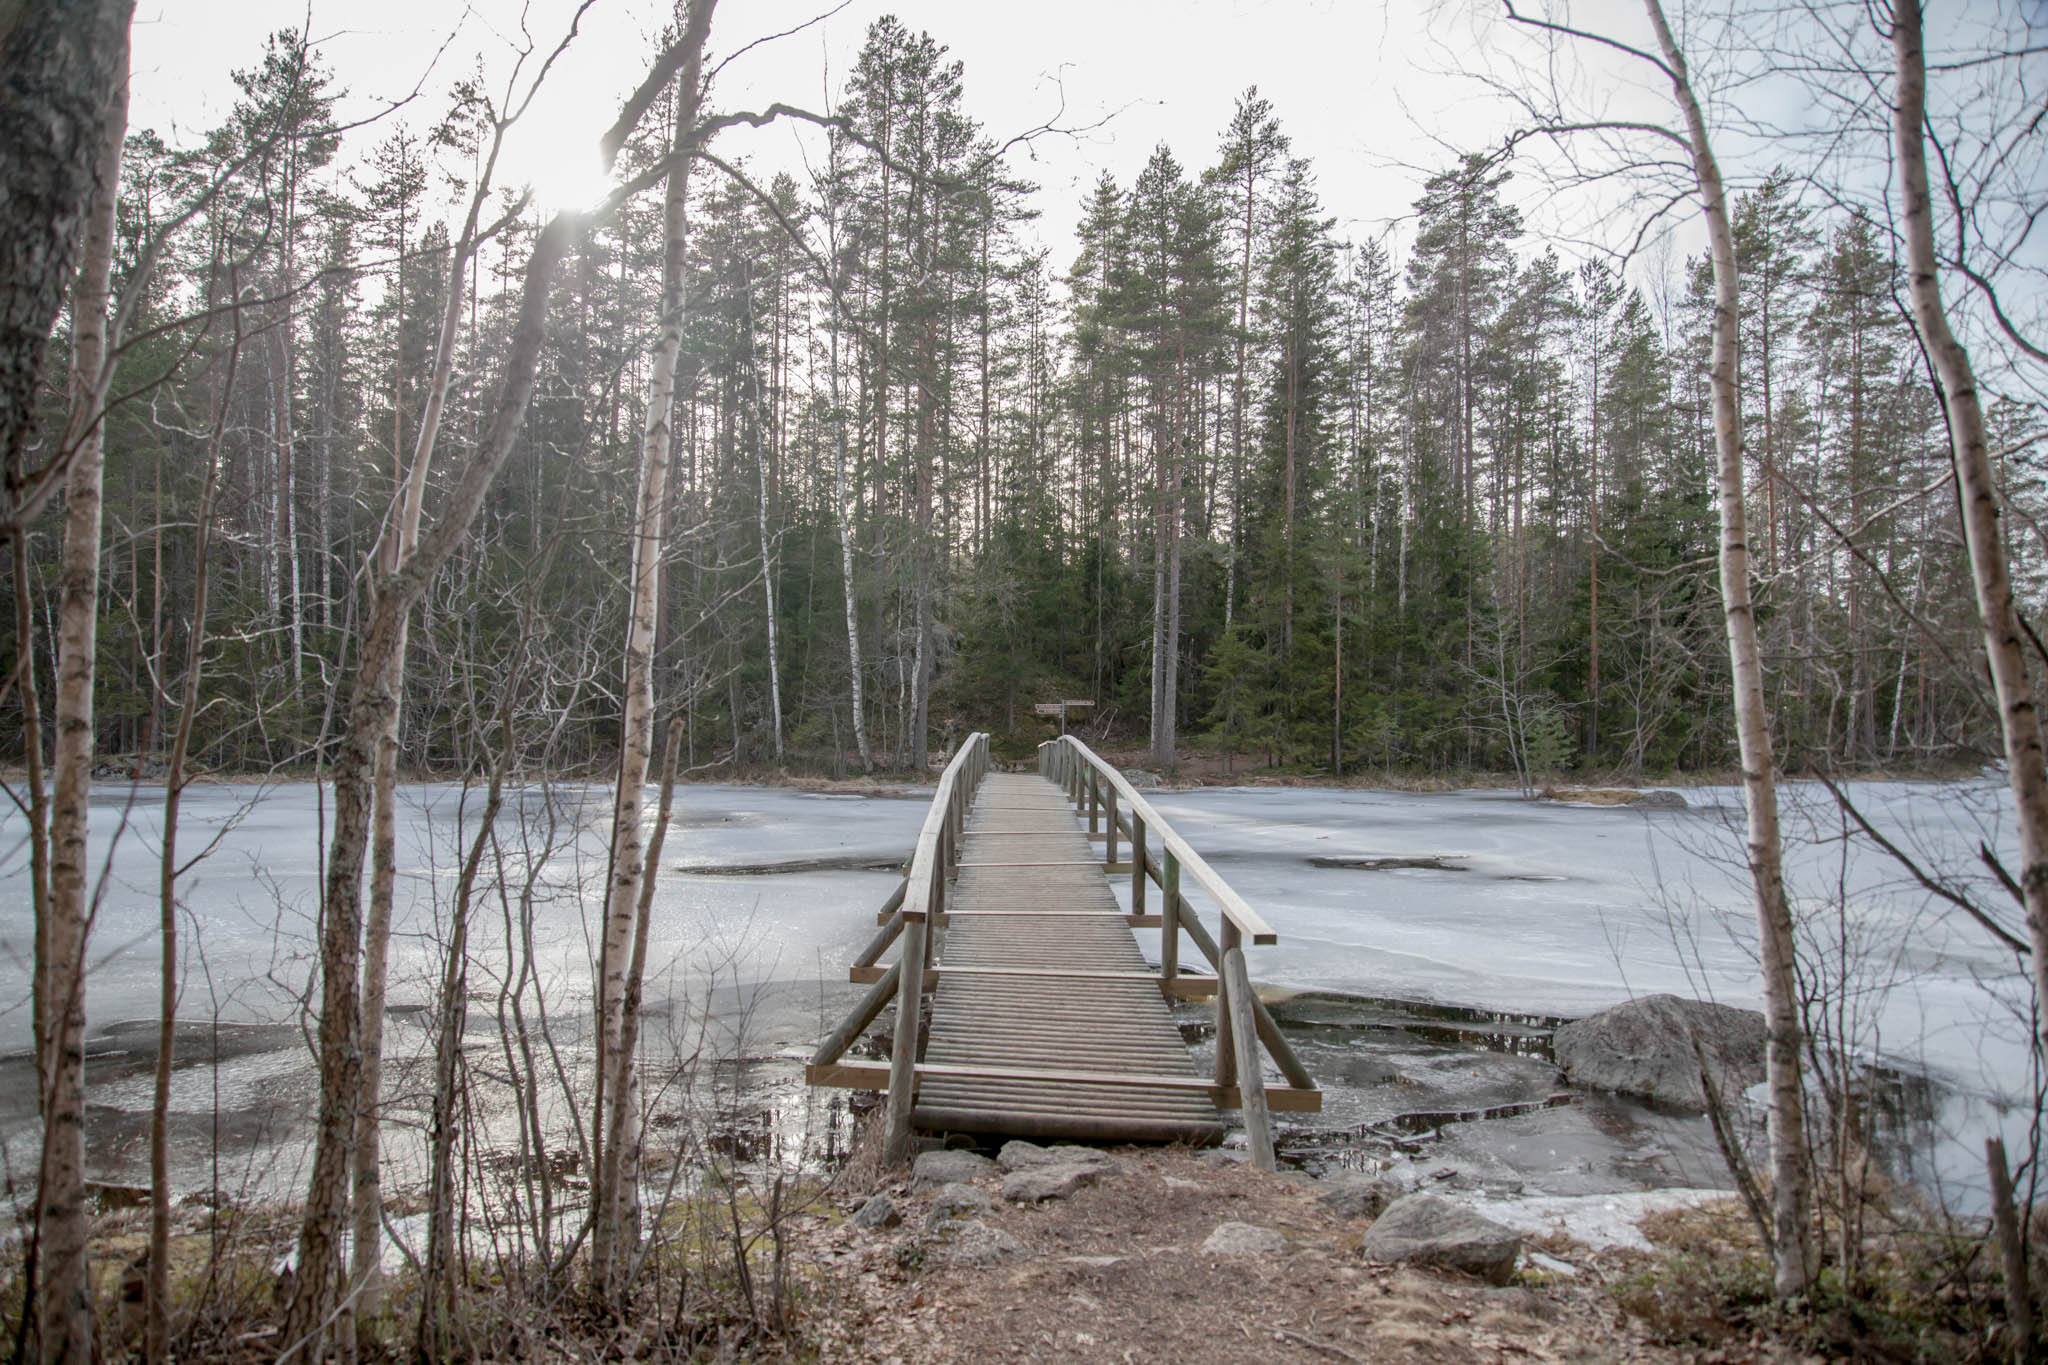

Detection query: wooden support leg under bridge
(806, 734), (1319, 1166)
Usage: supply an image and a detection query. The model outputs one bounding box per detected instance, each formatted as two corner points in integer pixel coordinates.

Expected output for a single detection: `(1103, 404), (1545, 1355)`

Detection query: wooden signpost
(1033, 699), (1093, 734)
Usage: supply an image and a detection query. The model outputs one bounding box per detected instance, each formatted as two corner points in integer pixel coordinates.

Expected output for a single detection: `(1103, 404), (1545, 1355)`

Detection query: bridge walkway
(806, 735), (1318, 1161)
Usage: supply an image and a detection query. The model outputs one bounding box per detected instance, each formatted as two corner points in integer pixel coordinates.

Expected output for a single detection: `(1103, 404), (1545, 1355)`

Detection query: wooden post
(1132, 815), (1148, 917)
(1161, 852), (1179, 982)
(1214, 918), (1241, 1088)
(1223, 946), (1275, 1171)
(1106, 790), (1119, 866)
(1087, 771), (1100, 835)
(885, 916), (927, 1163)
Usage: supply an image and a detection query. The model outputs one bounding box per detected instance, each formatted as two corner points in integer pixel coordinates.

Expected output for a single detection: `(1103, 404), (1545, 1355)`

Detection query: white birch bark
(351, 109), (509, 1318)
(747, 280), (785, 762)
(147, 292), (237, 1365)
(1891, 0), (2048, 1060)
(822, 135), (873, 771)
(38, 55), (125, 1365)
(1644, 0), (1813, 1297)
(831, 307), (873, 771)
(282, 206), (581, 1362)
(1150, 441), (1168, 764)
(593, 63), (701, 1282)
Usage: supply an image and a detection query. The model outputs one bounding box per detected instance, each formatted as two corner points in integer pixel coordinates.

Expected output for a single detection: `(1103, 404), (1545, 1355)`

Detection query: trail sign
(1034, 699), (1096, 734)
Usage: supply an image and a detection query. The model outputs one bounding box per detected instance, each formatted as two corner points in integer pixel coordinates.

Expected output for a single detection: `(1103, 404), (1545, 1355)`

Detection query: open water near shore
(0, 772), (2029, 1219)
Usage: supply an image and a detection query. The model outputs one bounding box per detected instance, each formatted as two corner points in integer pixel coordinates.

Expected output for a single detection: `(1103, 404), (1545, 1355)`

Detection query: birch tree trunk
(1644, 0), (1813, 1298)
(1150, 437), (1168, 765)
(37, 52), (125, 1365)
(276, 9), (708, 1346)
(747, 278), (785, 762)
(147, 288), (239, 1365)
(350, 95), (523, 1318)
(280, 210), (579, 1362)
(829, 270), (873, 771)
(10, 531), (50, 1077)
(416, 635), (527, 1358)
(1891, 0), (2048, 1055)
(1164, 427), (1183, 766)
(594, 38), (706, 1281)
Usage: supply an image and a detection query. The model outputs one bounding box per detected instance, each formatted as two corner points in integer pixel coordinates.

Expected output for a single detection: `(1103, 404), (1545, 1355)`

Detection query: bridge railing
(806, 732), (990, 1162)
(1039, 735), (1318, 1168)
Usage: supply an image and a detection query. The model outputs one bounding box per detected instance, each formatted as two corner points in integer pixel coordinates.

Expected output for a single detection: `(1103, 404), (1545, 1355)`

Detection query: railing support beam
(885, 915), (928, 1164)
(1162, 853), (1180, 983)
(1214, 918), (1241, 1090)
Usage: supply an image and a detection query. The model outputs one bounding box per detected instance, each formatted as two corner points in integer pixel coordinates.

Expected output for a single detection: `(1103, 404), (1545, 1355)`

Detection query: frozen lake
(0, 771), (2031, 1207)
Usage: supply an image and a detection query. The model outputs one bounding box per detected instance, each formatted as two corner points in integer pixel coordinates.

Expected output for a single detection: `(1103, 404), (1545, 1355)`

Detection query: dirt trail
(799, 1147), (1692, 1364)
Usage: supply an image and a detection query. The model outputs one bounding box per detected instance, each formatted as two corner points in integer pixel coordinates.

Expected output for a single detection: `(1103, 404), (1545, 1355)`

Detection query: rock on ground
(1200, 1221), (1288, 1257)
(926, 1182), (992, 1227)
(912, 1148), (995, 1190)
(851, 1193), (900, 1229)
(1003, 1161), (1106, 1203)
(931, 1220), (1029, 1267)
(1316, 1171), (1400, 1221)
(1552, 993), (1766, 1111)
(997, 1140), (1118, 1173)
(1362, 1193), (1523, 1286)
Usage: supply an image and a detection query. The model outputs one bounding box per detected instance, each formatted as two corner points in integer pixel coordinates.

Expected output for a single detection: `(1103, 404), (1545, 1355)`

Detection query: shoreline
(17, 755), (1996, 796)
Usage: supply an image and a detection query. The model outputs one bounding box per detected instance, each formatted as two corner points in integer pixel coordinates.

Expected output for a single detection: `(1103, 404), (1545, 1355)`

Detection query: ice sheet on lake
(0, 780), (927, 1057)
(0, 772), (2031, 1204)
(1131, 780), (2030, 1103)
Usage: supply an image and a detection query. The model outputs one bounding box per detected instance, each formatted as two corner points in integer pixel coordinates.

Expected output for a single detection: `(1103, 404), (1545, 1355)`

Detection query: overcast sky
(129, 0), (1707, 272)
(124, 0), (2046, 345)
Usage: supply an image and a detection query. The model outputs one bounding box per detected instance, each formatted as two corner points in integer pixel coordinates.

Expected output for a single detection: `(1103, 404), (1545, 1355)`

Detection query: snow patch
(1458, 1188), (1731, 1252)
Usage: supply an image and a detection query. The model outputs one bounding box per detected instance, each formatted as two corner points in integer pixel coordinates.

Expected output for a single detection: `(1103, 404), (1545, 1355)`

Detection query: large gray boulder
(1552, 993), (1766, 1112)
(1316, 1171), (1401, 1221)
(997, 1140), (1118, 1173)
(1361, 1194), (1521, 1285)
(1002, 1161), (1105, 1203)
(911, 1148), (994, 1190)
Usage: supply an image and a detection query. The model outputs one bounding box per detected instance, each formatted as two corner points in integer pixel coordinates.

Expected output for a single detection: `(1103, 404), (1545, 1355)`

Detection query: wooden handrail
(809, 731), (1317, 1171)
(1037, 734), (1315, 1170)
(882, 732), (990, 1162)
(1038, 736), (1275, 943)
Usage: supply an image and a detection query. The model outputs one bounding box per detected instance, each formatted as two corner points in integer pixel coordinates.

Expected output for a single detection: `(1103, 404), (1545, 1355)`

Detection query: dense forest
(6, 16), (2028, 785)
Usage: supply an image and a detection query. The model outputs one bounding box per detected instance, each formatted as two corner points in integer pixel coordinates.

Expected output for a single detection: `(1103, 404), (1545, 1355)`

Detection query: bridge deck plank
(909, 772), (1226, 1143)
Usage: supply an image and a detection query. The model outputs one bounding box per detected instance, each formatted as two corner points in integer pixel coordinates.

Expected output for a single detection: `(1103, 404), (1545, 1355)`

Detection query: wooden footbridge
(807, 734), (1319, 1167)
